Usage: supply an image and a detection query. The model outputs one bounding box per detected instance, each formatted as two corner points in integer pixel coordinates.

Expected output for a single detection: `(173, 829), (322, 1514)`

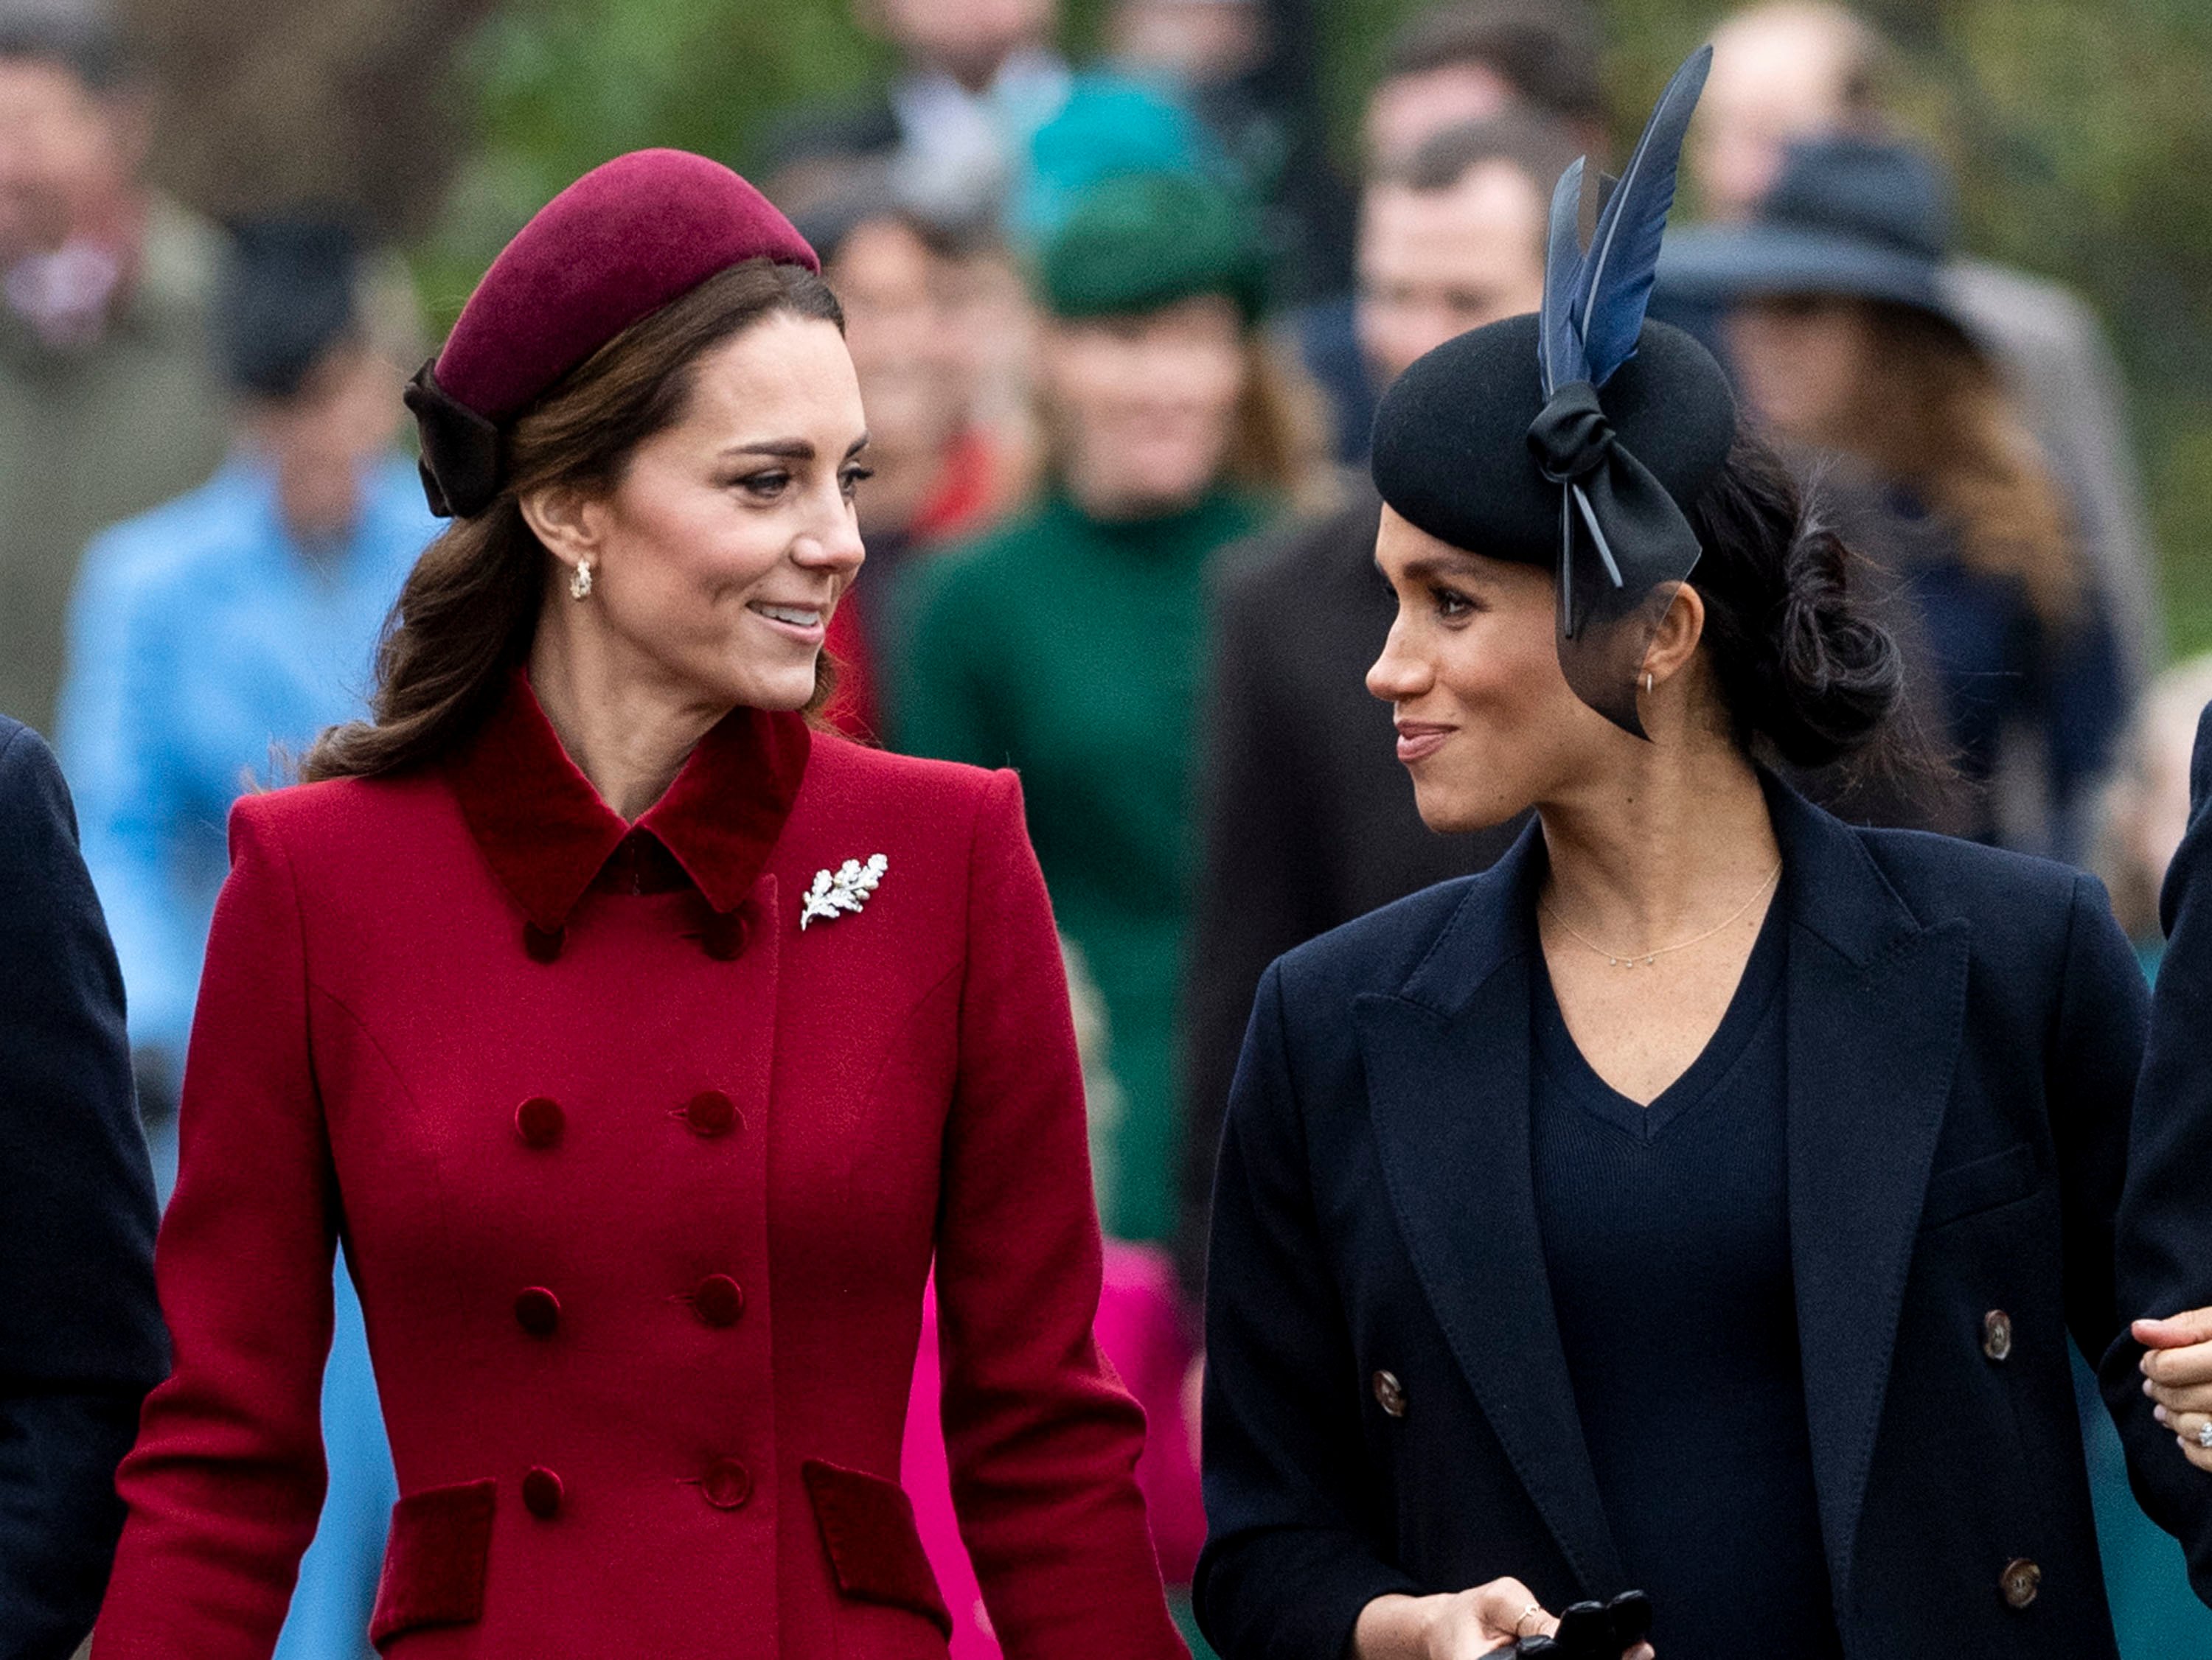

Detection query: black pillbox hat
(1370, 313), (1737, 568)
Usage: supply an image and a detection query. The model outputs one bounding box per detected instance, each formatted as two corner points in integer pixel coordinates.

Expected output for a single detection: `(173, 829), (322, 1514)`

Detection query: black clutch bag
(1513, 1590), (1652, 1659)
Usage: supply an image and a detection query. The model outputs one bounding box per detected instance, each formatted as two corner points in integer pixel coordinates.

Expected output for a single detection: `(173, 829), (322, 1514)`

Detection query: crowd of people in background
(1, 0), (2205, 1655)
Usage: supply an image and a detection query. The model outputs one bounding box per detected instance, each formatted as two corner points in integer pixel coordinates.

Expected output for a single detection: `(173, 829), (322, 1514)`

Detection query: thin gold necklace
(1540, 861), (1783, 969)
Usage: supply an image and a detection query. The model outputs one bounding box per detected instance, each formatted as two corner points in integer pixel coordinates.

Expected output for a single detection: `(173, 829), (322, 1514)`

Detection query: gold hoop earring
(569, 558), (594, 601)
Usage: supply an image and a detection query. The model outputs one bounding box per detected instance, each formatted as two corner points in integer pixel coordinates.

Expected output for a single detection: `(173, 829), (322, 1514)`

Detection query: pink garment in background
(904, 1241), (1206, 1658)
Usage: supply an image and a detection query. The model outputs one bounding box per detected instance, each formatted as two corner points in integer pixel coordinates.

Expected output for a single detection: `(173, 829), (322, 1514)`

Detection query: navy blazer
(2119, 702), (2212, 1586)
(0, 718), (164, 1659)
(1197, 778), (2202, 1660)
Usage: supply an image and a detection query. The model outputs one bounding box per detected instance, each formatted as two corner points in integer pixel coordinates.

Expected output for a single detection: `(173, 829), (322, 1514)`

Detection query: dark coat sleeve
(1195, 964), (1418, 1660)
(0, 720), (165, 1659)
(2109, 700), (2212, 1600)
(1177, 564), (1333, 1305)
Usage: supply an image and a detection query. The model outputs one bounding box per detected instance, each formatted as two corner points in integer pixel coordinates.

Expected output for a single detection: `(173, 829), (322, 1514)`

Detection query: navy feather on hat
(1371, 46), (1738, 737)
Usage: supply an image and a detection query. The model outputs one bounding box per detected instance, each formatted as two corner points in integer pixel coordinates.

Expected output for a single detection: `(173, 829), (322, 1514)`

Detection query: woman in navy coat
(1196, 54), (2211, 1660)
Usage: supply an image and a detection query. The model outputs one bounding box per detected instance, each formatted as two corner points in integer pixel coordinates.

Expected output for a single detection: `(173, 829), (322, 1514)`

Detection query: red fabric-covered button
(693, 1274), (745, 1328)
(522, 921), (564, 963)
(684, 1090), (739, 1137)
(515, 1097), (564, 1148)
(521, 1466), (563, 1519)
(700, 907), (750, 961)
(513, 1286), (561, 1338)
(700, 1457), (751, 1510)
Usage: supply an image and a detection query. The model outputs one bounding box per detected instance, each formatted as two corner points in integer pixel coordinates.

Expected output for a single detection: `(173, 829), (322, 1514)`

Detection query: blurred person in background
(1664, 136), (2126, 859)
(1362, 0), (1607, 172)
(1175, 111), (1576, 1302)
(0, 0), (227, 739)
(0, 716), (163, 1659)
(57, 215), (428, 1660)
(897, 169), (1326, 1255)
(1295, 0), (1604, 464)
(1105, 0), (1355, 303)
(1685, 0), (2161, 694)
(2096, 658), (2212, 976)
(760, 0), (1069, 230)
(797, 181), (1029, 738)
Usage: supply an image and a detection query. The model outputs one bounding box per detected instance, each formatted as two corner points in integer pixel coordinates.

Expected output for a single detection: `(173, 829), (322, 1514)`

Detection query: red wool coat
(92, 672), (1187, 1660)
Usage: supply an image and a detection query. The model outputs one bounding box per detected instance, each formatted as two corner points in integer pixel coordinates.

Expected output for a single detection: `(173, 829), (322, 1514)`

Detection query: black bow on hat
(403, 363), (502, 519)
(1530, 46), (1713, 737)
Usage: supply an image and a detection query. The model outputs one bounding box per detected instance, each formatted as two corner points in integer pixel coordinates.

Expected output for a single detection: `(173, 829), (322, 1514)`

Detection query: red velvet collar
(447, 669), (812, 930)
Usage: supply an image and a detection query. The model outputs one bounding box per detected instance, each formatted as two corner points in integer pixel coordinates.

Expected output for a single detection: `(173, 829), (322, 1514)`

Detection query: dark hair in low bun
(1685, 432), (1903, 770)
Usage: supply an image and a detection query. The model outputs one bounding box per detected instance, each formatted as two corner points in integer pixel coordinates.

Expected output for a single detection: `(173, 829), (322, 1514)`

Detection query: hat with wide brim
(1655, 135), (1966, 327)
(1658, 223), (1952, 317)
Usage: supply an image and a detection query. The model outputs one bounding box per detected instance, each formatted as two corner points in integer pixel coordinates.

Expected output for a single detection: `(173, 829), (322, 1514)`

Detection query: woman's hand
(1354, 1583), (1655, 1660)
(2138, 1308), (2212, 1472)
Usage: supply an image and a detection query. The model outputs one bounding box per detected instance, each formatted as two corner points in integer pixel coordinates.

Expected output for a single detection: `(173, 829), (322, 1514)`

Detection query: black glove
(1514, 1591), (1652, 1659)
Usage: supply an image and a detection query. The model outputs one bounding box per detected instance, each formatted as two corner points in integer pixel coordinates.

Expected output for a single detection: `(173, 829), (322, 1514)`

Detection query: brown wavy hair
(303, 258), (844, 783)
(1822, 299), (2082, 629)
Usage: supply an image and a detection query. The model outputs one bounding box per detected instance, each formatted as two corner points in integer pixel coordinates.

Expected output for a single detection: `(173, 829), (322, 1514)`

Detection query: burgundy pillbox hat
(404, 147), (820, 517)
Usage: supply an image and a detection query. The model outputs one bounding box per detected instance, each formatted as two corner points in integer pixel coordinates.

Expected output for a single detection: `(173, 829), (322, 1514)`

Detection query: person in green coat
(894, 169), (1326, 1246)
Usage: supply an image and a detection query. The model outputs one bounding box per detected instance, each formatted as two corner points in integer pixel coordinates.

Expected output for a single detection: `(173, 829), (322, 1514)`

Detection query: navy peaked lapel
(1769, 783), (1969, 1603)
(1354, 828), (1627, 1598)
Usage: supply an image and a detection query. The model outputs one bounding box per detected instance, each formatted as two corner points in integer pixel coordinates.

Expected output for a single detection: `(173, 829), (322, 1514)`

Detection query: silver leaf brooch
(800, 854), (888, 930)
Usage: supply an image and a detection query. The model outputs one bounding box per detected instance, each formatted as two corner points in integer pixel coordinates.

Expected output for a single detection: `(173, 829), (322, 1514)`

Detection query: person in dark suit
(0, 715), (164, 1657)
(2128, 703), (2212, 1524)
(1197, 53), (2211, 1660)
(1177, 111), (1578, 1300)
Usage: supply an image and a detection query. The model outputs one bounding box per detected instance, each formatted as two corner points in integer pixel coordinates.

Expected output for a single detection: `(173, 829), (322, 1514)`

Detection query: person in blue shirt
(56, 215), (433, 1660)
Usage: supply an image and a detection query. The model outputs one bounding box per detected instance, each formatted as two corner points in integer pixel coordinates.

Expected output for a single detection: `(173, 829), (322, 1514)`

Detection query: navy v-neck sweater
(1531, 899), (1843, 1659)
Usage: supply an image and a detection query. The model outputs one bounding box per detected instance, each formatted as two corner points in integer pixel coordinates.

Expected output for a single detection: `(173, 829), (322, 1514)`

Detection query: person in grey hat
(1683, 0), (2161, 699)
(1662, 134), (2128, 860)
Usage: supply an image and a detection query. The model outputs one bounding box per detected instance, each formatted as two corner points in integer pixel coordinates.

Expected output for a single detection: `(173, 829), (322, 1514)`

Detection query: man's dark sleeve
(0, 720), (166, 1658)
(1176, 562), (1329, 1307)
(2112, 700), (2212, 1603)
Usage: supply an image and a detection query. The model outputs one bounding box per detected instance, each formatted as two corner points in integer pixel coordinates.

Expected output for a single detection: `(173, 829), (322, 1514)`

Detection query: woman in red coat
(91, 150), (1189, 1660)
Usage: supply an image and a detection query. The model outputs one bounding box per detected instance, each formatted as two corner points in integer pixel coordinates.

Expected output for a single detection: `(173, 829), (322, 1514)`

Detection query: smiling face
(1043, 293), (1247, 519)
(523, 312), (869, 714)
(1366, 505), (1635, 831)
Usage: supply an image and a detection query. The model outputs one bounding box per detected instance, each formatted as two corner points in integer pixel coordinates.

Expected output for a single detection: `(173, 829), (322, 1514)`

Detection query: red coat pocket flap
(802, 1459), (953, 1637)
(369, 1477), (497, 1650)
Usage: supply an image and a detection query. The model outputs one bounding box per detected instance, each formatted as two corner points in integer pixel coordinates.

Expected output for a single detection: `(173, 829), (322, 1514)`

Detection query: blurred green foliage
(429, 0), (2212, 655)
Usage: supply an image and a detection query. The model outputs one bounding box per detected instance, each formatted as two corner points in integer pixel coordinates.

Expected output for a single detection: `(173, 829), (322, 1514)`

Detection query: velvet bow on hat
(404, 148), (819, 518)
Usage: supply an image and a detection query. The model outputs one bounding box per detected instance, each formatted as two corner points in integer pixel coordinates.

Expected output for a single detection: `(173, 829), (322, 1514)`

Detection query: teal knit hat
(1035, 170), (1268, 324)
